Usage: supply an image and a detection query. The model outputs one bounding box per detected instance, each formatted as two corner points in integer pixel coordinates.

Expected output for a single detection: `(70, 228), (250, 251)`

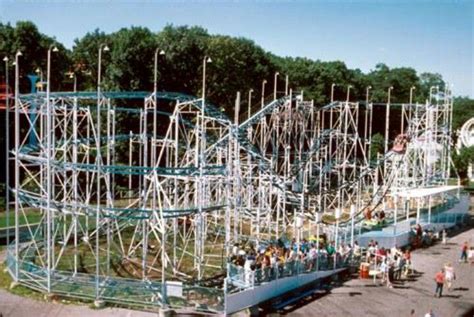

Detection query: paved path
(0, 289), (157, 317)
(274, 226), (474, 317)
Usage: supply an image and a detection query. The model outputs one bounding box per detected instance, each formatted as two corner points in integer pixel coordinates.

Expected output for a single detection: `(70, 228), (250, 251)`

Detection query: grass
(0, 209), (43, 228)
(0, 262), (44, 301)
(0, 261), (98, 307)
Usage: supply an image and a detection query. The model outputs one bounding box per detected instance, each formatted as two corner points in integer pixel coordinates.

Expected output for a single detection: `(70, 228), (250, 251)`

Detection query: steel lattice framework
(7, 80), (456, 311)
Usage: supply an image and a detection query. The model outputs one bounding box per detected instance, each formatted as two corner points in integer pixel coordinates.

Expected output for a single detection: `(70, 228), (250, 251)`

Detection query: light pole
(153, 49), (166, 97)
(97, 44), (109, 94)
(248, 88), (253, 119)
(315, 212), (321, 271)
(68, 72), (77, 93)
(273, 72), (279, 100)
(346, 85), (352, 103)
(153, 47), (166, 305)
(46, 44), (58, 294)
(152, 48), (165, 167)
(409, 86), (416, 105)
(330, 83), (336, 103)
(261, 79), (267, 108)
(350, 204), (356, 248)
(365, 86), (372, 104)
(365, 86), (372, 158)
(3, 56), (9, 246)
(95, 43), (109, 301)
(197, 55), (212, 281)
(35, 67), (44, 91)
(429, 85), (438, 104)
(384, 86), (393, 155)
(285, 74), (289, 95)
(334, 207), (341, 270)
(14, 50), (22, 282)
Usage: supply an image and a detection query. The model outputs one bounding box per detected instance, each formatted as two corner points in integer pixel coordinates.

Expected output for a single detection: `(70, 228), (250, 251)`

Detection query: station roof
(395, 185), (461, 198)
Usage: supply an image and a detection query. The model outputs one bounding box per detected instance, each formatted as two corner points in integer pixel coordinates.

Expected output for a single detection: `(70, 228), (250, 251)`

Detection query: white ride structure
(4, 51), (467, 314)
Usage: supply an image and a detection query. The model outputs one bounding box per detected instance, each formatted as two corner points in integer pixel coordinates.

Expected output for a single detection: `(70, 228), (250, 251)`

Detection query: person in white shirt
(353, 241), (361, 256)
(444, 262), (455, 291)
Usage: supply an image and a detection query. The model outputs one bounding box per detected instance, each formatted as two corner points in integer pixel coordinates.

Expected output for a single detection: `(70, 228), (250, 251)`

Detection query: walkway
(0, 221), (472, 316)
(271, 224), (474, 317)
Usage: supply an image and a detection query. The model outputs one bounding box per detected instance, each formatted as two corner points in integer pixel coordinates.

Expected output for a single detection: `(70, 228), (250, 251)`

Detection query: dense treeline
(0, 21), (473, 180)
(0, 21), (463, 109)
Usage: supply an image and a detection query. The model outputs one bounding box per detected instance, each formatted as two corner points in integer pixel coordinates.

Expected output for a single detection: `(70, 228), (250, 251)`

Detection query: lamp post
(331, 83), (336, 103)
(315, 212), (321, 271)
(46, 44), (58, 293)
(409, 86), (416, 105)
(261, 79), (267, 109)
(68, 72), (77, 93)
(153, 49), (166, 97)
(334, 208), (341, 270)
(153, 48), (165, 162)
(35, 67), (44, 91)
(429, 86), (437, 104)
(285, 74), (289, 95)
(95, 43), (109, 301)
(393, 194), (398, 235)
(3, 56), (10, 246)
(14, 50), (22, 282)
(346, 85), (352, 103)
(197, 55), (212, 281)
(365, 86), (372, 157)
(384, 86), (393, 155)
(430, 86), (439, 104)
(273, 72), (279, 100)
(296, 213), (304, 257)
(248, 89), (253, 119)
(153, 47), (166, 304)
(350, 204), (356, 248)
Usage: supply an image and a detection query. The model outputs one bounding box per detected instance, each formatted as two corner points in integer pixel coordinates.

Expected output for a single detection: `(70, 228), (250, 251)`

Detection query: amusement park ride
(2, 49), (469, 314)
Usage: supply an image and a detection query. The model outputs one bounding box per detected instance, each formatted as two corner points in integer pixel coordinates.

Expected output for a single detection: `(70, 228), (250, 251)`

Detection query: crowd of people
(228, 233), (472, 292)
(433, 241), (472, 298)
(364, 240), (413, 287)
(229, 237), (356, 285)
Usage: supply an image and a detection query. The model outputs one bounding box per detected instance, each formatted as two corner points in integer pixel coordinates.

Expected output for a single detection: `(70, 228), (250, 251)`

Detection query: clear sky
(1, 0), (473, 97)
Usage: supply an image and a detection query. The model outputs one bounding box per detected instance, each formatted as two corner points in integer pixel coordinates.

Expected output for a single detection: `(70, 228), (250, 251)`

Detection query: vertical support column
(106, 99), (112, 275)
(350, 204), (355, 247)
(334, 208), (341, 270)
(4, 58), (10, 248)
(45, 48), (53, 293)
(128, 131), (133, 204)
(141, 101), (148, 280)
(14, 51), (21, 282)
(428, 195), (432, 224)
(72, 94), (79, 276)
(416, 198), (420, 225)
(315, 213), (320, 271)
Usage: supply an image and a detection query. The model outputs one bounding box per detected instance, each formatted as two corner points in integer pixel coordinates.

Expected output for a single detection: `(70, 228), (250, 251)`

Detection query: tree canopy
(0, 21), (472, 142)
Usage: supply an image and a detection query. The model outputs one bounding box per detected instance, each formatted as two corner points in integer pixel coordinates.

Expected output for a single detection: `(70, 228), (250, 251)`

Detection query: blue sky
(1, 0), (473, 97)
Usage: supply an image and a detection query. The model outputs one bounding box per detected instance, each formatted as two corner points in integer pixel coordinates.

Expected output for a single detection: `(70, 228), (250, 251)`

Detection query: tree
(452, 97), (474, 133)
(155, 25), (210, 95)
(206, 35), (275, 112)
(0, 21), (71, 92)
(452, 146), (474, 180)
(366, 64), (421, 103)
(71, 29), (111, 91)
(419, 72), (445, 102)
(370, 133), (385, 161)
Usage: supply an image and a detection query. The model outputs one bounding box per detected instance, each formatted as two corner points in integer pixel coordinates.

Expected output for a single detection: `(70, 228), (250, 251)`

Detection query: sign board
(166, 281), (183, 298)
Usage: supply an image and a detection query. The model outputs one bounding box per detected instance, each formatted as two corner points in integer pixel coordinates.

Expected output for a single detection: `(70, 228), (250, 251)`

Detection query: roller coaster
(5, 67), (464, 313)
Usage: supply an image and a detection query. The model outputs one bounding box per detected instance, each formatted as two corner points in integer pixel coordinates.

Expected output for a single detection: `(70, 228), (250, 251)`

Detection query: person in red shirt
(460, 241), (468, 263)
(434, 268), (445, 297)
